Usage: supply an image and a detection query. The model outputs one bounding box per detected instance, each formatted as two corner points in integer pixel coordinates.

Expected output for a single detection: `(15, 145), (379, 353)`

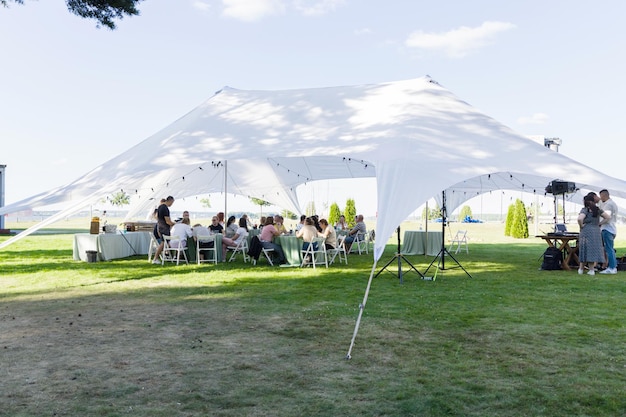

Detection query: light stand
(375, 226), (424, 283)
(423, 191), (472, 279)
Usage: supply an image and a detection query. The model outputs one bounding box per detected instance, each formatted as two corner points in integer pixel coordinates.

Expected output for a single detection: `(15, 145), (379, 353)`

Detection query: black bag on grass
(541, 247), (563, 270)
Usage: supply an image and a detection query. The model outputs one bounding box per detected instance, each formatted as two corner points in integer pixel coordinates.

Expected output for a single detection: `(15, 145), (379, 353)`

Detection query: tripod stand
(375, 226), (424, 283)
(424, 191), (472, 280)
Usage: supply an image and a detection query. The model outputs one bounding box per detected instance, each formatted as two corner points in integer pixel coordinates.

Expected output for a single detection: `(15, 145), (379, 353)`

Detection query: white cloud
(192, 1), (211, 12)
(517, 113), (549, 125)
(221, 0), (286, 22)
(405, 21), (516, 58)
(293, 0), (346, 16)
(354, 27), (372, 36)
(220, 0), (343, 21)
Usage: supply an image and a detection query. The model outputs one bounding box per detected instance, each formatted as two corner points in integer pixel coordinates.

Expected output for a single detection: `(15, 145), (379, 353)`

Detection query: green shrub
(504, 204), (515, 236)
(511, 199), (529, 238)
(344, 198), (356, 227)
(328, 202), (342, 226)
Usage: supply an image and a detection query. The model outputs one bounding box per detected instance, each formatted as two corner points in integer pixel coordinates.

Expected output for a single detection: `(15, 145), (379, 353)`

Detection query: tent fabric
(2, 76), (626, 259)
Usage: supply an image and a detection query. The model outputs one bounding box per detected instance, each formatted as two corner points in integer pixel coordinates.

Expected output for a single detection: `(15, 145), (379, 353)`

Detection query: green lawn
(1, 222), (625, 416)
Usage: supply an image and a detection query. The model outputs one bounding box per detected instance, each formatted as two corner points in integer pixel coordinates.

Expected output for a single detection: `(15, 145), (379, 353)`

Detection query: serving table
(400, 231), (443, 256)
(73, 232), (152, 261)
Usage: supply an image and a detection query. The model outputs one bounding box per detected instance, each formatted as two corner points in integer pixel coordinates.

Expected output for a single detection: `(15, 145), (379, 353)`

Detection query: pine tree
(511, 199), (529, 238)
(328, 203), (342, 226)
(344, 199), (357, 227)
(504, 204), (515, 236)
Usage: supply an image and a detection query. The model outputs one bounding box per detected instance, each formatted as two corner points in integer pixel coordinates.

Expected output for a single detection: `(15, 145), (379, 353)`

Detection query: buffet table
(400, 231), (443, 256)
(73, 232), (152, 261)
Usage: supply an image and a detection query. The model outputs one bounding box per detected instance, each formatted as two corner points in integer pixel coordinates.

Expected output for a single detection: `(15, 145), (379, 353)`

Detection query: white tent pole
(346, 261), (379, 359)
(224, 160), (227, 219)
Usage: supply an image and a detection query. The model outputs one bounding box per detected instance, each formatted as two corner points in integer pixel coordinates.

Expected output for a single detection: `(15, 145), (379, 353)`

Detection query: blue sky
(1, 0), (625, 215)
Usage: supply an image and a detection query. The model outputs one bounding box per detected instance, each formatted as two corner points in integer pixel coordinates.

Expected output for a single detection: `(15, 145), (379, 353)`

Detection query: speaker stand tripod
(423, 191), (472, 280)
(375, 226), (424, 283)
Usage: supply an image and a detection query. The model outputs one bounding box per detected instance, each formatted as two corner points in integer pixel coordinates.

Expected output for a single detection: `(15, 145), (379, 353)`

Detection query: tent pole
(224, 160), (227, 220)
(346, 261), (379, 359)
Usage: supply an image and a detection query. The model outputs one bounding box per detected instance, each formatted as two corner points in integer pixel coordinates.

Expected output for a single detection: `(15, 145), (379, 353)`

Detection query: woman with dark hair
(319, 218), (337, 250)
(221, 217), (250, 261)
(225, 215), (238, 238)
(577, 194), (610, 275)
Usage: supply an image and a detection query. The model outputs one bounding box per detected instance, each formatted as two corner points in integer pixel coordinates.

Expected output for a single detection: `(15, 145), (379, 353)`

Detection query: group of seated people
(158, 209), (368, 265)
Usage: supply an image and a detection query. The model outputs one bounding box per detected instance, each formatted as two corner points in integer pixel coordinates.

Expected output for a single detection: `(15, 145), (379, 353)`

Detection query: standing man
(599, 189), (618, 274)
(152, 196), (176, 264)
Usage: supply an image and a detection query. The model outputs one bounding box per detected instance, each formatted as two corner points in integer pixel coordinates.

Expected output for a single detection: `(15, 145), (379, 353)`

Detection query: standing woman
(578, 194), (610, 275)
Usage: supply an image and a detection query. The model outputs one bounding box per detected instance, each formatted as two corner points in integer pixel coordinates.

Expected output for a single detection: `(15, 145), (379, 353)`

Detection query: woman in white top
(169, 218), (193, 248)
(335, 215), (348, 232)
(221, 217), (249, 261)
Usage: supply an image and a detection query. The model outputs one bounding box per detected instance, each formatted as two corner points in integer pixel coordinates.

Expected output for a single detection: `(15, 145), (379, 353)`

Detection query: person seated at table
(193, 223), (214, 260)
(319, 218), (337, 250)
(209, 216), (224, 234)
(311, 214), (322, 232)
(344, 214), (367, 252)
(335, 215), (348, 233)
(221, 217), (250, 262)
(224, 215), (238, 238)
(169, 217), (193, 248)
(295, 214), (306, 231)
(296, 217), (320, 264)
(217, 212), (225, 228)
(296, 217), (320, 250)
(182, 210), (190, 222)
(256, 216), (266, 230)
(274, 215), (289, 235)
(241, 213), (251, 229)
(259, 216), (286, 265)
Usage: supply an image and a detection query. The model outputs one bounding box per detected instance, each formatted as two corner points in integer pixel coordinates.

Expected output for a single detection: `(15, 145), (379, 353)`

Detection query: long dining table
(400, 230), (443, 256)
(73, 232), (152, 261)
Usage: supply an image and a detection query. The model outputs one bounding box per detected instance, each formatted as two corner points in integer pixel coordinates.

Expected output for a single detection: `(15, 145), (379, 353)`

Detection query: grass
(1, 222), (626, 416)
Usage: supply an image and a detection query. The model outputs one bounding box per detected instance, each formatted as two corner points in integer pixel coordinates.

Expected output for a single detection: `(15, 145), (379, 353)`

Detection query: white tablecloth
(73, 232), (152, 261)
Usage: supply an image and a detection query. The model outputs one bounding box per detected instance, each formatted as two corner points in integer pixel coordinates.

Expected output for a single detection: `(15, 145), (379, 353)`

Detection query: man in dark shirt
(152, 196), (176, 264)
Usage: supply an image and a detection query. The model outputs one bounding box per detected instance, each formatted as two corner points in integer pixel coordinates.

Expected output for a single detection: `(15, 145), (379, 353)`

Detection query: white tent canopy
(2, 76), (626, 259)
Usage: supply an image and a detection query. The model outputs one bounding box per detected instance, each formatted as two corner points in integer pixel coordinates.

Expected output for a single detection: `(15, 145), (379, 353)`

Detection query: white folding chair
(228, 238), (250, 263)
(367, 229), (375, 253)
(253, 247), (275, 266)
(162, 235), (189, 265)
(328, 235), (348, 265)
(301, 237), (328, 269)
(196, 235), (217, 265)
(148, 234), (160, 262)
(449, 230), (469, 254)
(350, 232), (368, 255)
